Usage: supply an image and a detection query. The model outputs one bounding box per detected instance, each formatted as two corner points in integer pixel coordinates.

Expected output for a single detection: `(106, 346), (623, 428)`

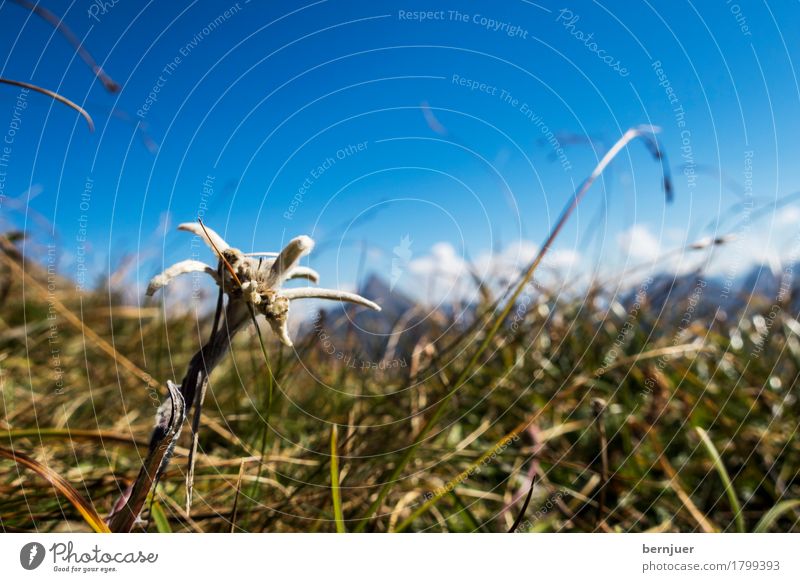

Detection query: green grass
(330, 425), (345, 533)
(1, 230), (799, 532)
(695, 427), (745, 533)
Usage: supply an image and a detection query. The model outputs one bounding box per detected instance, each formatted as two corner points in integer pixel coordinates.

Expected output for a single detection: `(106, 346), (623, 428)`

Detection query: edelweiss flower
(147, 222), (381, 346)
(106, 221), (382, 531)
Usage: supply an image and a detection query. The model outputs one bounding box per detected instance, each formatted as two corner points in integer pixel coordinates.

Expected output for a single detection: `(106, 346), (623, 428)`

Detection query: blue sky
(1, 0), (799, 305)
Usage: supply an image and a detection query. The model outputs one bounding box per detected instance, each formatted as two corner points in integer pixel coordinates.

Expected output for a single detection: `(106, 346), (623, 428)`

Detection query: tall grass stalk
(696, 427), (745, 533)
(0, 78), (95, 131)
(330, 425), (346, 533)
(754, 500), (800, 533)
(0, 446), (110, 533)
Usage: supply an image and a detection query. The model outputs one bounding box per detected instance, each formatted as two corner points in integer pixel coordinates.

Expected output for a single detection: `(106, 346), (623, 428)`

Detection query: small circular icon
(20, 542), (46, 570)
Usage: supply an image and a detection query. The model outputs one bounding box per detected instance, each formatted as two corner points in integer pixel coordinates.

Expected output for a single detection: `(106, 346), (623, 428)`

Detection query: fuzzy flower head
(147, 222), (380, 346)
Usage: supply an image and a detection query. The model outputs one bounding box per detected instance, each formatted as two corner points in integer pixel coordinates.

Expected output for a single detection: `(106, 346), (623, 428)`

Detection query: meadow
(1, 206), (799, 533)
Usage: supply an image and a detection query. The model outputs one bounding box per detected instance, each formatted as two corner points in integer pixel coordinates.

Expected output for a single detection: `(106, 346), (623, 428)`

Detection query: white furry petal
(285, 266), (320, 283)
(147, 260), (219, 296)
(281, 287), (381, 311)
(178, 222), (230, 252)
(268, 236), (314, 286)
(267, 317), (293, 347)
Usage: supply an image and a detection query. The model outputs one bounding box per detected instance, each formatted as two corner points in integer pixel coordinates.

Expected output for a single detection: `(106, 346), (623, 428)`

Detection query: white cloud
(406, 242), (472, 304)
(408, 242), (468, 280)
(549, 248), (582, 269)
(403, 240), (581, 304)
(617, 224), (662, 261)
(776, 205), (800, 227)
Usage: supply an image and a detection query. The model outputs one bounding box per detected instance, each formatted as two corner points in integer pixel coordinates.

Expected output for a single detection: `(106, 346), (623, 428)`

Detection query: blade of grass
(636, 421), (717, 533)
(230, 459), (247, 532)
(591, 398), (609, 531)
(695, 427), (745, 533)
(2, 428), (144, 447)
(249, 349), (274, 500)
(0, 78), (95, 131)
(395, 432), (523, 533)
(508, 476), (536, 533)
(0, 446), (110, 533)
(244, 301), (275, 499)
(9, 0), (120, 92)
(753, 500), (800, 533)
(357, 126), (667, 531)
(149, 499), (172, 533)
(448, 490), (484, 532)
(330, 424), (345, 533)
